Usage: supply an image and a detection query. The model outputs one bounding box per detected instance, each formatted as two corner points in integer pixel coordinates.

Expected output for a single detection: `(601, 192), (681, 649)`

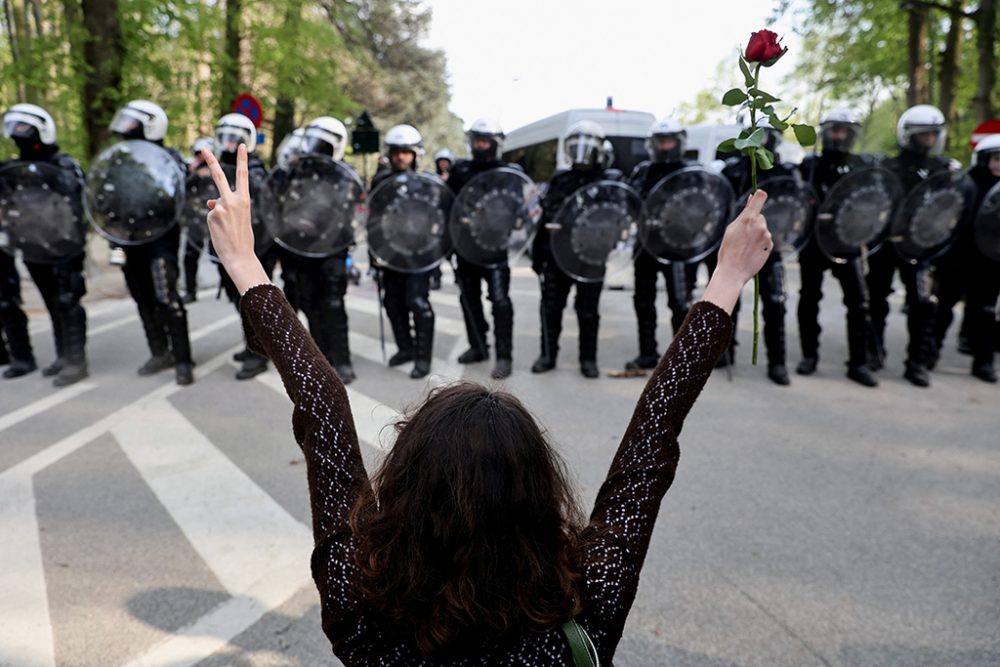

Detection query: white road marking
(0, 476), (56, 667)
(0, 381), (96, 435)
(114, 400), (312, 667)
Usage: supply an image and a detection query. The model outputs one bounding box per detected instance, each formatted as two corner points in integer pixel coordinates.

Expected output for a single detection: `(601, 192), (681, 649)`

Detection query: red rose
(745, 29), (786, 65)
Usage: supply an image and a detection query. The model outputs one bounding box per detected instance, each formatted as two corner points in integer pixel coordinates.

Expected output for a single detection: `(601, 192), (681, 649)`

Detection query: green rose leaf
(717, 138), (738, 153)
(792, 123), (817, 146)
(755, 147), (774, 170)
(722, 88), (748, 106)
(767, 113), (789, 131)
(748, 88), (781, 104)
(739, 57), (755, 87)
(734, 128), (765, 150)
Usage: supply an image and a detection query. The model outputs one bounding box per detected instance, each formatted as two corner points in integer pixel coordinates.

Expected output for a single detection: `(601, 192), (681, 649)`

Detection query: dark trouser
(797, 238), (871, 367)
(759, 250), (787, 367)
(455, 256), (513, 360)
(934, 248), (1000, 369)
(0, 251), (34, 364)
(867, 244), (937, 370)
(123, 228), (192, 364)
(25, 255), (88, 368)
(183, 229), (203, 297)
(382, 268), (434, 365)
(632, 252), (697, 358)
(280, 252), (352, 367)
(538, 260), (602, 363)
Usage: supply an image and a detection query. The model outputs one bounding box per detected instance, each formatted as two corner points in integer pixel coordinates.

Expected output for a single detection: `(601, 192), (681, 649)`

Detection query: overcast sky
(424, 0), (802, 132)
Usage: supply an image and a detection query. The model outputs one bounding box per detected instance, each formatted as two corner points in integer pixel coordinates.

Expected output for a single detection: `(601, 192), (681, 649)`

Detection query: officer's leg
(123, 246), (171, 374)
(382, 269), (413, 364)
(796, 240), (825, 374)
(760, 252), (789, 385)
(533, 261), (571, 373)
(50, 257), (89, 386)
(865, 244), (896, 368)
(486, 264), (513, 379)
(182, 231), (202, 303)
(0, 252), (35, 377)
(835, 258), (878, 387)
(406, 271), (434, 379)
(664, 260), (693, 335)
(575, 279), (603, 378)
(456, 257), (489, 363)
(966, 258), (1000, 382)
(151, 253), (194, 385)
(629, 253), (660, 369)
(324, 254), (354, 383)
(930, 258), (965, 364)
(26, 260), (65, 376)
(899, 262), (936, 387)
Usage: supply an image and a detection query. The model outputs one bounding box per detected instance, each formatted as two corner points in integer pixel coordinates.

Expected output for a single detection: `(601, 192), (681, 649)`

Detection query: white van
(503, 108), (657, 182)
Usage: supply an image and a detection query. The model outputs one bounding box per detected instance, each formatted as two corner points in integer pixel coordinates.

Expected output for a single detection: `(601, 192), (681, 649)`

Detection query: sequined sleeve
(579, 300), (734, 662)
(238, 284), (370, 544)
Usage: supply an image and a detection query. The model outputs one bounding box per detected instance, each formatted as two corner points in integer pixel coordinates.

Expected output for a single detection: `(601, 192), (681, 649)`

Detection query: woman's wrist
(223, 255), (271, 296)
(701, 267), (747, 315)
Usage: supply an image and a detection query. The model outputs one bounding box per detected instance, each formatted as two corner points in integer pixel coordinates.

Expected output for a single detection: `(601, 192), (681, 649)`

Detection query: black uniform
(0, 250), (35, 376)
(627, 159), (699, 368)
(866, 148), (952, 386)
(722, 155), (797, 382)
(797, 152), (878, 385)
(931, 164), (1000, 382)
(120, 142), (194, 384)
(531, 166), (622, 376)
(447, 158), (518, 373)
(371, 168), (435, 379)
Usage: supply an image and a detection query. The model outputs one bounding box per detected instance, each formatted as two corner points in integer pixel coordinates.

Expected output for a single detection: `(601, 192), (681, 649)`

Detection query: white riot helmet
(973, 134), (1000, 166)
(467, 117), (505, 162)
(3, 103), (56, 145)
(275, 128), (306, 172)
(563, 120), (607, 170)
(602, 139), (616, 170)
(384, 124), (424, 156)
(303, 116), (347, 160)
(820, 108), (861, 154)
(897, 104), (946, 155)
(646, 117), (686, 163)
(191, 136), (216, 155)
(433, 148), (455, 164)
(215, 113), (257, 154)
(110, 100), (168, 142)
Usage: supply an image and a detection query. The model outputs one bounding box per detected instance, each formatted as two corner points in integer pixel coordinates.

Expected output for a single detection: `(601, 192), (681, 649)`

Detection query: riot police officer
(211, 113), (282, 380)
(434, 148), (454, 182)
(625, 117), (700, 370)
(867, 105), (955, 387)
(722, 118), (796, 385)
(277, 116), (357, 384)
(182, 136), (216, 304)
(797, 108), (879, 387)
(1, 104), (89, 385)
(110, 99), (194, 385)
(931, 135), (1000, 382)
(371, 124), (436, 379)
(447, 118), (519, 379)
(531, 120), (621, 378)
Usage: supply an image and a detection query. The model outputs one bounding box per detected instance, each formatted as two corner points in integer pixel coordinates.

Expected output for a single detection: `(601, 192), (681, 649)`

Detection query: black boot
(388, 349), (413, 367)
(42, 308), (67, 377)
(139, 352), (174, 376)
(491, 358), (512, 379)
(0, 305), (35, 378)
(175, 362), (194, 386)
(796, 356), (818, 375)
(411, 309), (434, 380)
(136, 300), (170, 372)
(767, 363), (790, 386)
(335, 363), (357, 384)
(235, 352), (268, 380)
(531, 356), (556, 373)
(580, 360), (600, 379)
(847, 365), (878, 387)
(627, 315), (659, 370)
(233, 348), (250, 362)
(458, 346), (488, 364)
(904, 362), (930, 388)
(3, 358), (37, 379)
(53, 302), (88, 387)
(972, 362), (998, 383)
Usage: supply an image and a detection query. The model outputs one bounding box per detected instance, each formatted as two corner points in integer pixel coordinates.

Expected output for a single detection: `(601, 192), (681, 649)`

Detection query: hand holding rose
(702, 190), (773, 315)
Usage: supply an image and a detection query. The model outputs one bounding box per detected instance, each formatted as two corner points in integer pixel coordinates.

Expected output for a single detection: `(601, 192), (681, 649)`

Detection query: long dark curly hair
(349, 382), (587, 656)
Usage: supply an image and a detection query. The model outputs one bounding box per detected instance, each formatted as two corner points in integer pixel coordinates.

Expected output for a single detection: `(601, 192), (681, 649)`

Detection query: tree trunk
(972, 0), (997, 123)
(907, 6), (930, 105)
(937, 0), (965, 146)
(77, 0), (124, 157)
(219, 0), (242, 115)
(270, 0), (304, 166)
(10, 0), (41, 103)
(2, 0), (25, 101)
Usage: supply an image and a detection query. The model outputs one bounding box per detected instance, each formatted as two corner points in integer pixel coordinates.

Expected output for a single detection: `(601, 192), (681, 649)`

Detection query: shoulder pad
(947, 158), (963, 172)
(601, 168), (624, 181)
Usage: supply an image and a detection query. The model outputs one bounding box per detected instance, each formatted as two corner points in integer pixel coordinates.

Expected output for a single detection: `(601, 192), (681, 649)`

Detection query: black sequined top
(240, 284), (734, 665)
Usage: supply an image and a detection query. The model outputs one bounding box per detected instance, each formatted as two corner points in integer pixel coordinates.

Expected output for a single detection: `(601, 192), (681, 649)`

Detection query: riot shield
(639, 166), (734, 264)
(366, 172), (454, 273)
(890, 170), (976, 263)
(0, 161), (86, 263)
(274, 155), (364, 258)
(449, 166), (540, 268)
(737, 176), (816, 255)
(974, 180), (1000, 262)
(182, 173), (216, 257)
(814, 167), (902, 263)
(85, 140), (185, 245)
(550, 181), (643, 283)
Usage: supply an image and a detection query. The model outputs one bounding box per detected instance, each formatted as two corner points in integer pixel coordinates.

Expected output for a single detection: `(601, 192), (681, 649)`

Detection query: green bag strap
(561, 618), (601, 667)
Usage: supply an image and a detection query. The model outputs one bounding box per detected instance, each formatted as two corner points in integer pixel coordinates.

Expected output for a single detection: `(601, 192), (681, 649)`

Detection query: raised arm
(202, 146), (369, 548)
(580, 190), (772, 661)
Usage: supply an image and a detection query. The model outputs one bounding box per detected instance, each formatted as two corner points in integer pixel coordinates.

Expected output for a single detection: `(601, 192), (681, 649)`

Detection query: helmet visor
(303, 136), (337, 157)
(110, 109), (144, 136)
(216, 130), (249, 154)
(820, 123), (858, 152)
(3, 119), (39, 140)
(565, 134), (602, 166)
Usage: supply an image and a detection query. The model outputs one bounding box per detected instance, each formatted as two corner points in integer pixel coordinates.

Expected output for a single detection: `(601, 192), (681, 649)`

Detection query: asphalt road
(1, 254), (998, 667)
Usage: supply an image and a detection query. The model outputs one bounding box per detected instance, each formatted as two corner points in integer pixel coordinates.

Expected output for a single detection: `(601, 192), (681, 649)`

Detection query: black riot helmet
(820, 108), (861, 154)
(467, 118), (505, 162)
